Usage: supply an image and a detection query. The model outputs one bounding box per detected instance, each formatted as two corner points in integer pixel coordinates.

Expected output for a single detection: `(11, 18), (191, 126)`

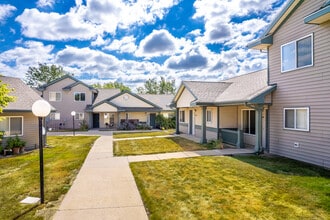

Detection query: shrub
(155, 114), (176, 130)
(79, 120), (89, 131)
(205, 139), (223, 149)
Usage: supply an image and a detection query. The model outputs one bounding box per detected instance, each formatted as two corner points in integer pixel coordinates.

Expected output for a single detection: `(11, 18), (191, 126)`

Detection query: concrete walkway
(53, 134), (254, 219)
(53, 136), (148, 220)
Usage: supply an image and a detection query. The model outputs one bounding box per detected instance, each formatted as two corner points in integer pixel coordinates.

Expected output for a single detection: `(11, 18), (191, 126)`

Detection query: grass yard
(113, 129), (175, 139)
(0, 136), (98, 220)
(114, 136), (215, 156)
(130, 155), (330, 220)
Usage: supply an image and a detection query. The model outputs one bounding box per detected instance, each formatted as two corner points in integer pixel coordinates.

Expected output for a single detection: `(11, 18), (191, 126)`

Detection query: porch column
(201, 106), (207, 144)
(217, 106), (220, 140)
(176, 108), (180, 134)
(255, 105), (263, 153)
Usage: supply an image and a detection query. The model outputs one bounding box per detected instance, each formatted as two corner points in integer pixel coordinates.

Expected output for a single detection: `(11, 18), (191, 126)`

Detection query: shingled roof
(174, 69), (276, 106)
(0, 76), (55, 112)
(139, 94), (174, 111)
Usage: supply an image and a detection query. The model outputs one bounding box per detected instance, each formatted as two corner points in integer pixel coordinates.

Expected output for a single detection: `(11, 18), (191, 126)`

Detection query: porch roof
(175, 69), (276, 107)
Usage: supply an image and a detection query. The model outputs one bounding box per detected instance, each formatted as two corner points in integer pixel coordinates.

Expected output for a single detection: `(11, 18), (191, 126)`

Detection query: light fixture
(32, 100), (51, 204)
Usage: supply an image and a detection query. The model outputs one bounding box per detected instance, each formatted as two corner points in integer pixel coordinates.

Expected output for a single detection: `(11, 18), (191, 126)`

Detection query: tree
(25, 63), (66, 87)
(137, 77), (176, 94)
(92, 81), (131, 92)
(0, 80), (15, 113)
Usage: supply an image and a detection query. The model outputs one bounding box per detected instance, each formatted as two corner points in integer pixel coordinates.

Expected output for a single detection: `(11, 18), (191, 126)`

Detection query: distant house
(249, 0), (330, 168)
(172, 69), (276, 153)
(39, 75), (174, 130)
(0, 76), (54, 148)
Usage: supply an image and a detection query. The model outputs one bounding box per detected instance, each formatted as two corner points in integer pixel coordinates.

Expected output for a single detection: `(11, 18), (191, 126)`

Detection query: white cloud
(0, 41), (55, 78)
(15, 8), (102, 41)
(36, 0), (55, 8)
(0, 4), (16, 24)
(104, 36), (137, 54)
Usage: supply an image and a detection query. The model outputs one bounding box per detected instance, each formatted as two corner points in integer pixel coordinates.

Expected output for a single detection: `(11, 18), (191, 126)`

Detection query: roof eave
(247, 35), (273, 50)
(304, 5), (330, 24)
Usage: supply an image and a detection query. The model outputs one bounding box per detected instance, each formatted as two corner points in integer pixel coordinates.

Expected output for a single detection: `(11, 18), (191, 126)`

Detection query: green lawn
(0, 136), (98, 220)
(130, 155), (330, 220)
(113, 136), (215, 156)
(113, 129), (175, 139)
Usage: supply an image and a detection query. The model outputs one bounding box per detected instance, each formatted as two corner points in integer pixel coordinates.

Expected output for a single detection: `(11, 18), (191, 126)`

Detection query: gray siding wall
(268, 0), (330, 168)
(43, 78), (94, 129)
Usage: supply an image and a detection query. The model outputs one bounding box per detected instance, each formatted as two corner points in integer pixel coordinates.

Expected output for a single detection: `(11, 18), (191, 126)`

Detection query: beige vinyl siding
(1, 112), (38, 148)
(176, 88), (195, 108)
(268, 0), (330, 168)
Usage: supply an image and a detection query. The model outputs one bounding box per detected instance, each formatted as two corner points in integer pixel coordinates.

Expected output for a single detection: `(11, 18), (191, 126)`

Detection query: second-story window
(49, 92), (62, 102)
(74, 92), (86, 101)
(281, 34), (313, 72)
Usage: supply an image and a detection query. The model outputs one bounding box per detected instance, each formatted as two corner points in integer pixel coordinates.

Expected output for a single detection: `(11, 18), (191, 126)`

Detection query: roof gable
(106, 92), (161, 109)
(1, 76), (55, 112)
(39, 74), (97, 92)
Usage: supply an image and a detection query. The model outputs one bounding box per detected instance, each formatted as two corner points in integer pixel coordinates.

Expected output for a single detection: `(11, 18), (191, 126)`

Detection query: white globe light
(71, 111), (76, 116)
(32, 100), (51, 117)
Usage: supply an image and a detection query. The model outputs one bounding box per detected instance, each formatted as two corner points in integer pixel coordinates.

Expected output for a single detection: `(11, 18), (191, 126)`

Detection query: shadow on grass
(233, 154), (330, 178)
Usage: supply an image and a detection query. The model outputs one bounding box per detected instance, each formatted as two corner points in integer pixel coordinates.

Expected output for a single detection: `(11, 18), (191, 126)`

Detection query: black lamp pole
(72, 115), (75, 136)
(38, 117), (45, 204)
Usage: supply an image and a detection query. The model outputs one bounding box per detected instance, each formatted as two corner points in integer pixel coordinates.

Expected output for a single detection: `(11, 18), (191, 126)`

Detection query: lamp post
(71, 111), (76, 136)
(32, 100), (51, 204)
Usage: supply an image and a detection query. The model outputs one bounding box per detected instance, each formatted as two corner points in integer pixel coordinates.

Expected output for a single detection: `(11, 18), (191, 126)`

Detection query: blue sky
(0, 0), (287, 90)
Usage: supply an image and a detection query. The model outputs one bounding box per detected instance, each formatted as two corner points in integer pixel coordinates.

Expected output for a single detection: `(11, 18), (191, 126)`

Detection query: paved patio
(53, 132), (254, 219)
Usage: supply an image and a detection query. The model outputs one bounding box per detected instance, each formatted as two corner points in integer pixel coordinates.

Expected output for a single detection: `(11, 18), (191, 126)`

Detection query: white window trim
(241, 109), (256, 135)
(74, 92), (86, 102)
(283, 107), (310, 131)
(179, 110), (185, 122)
(0, 116), (24, 137)
(49, 113), (60, 120)
(49, 91), (62, 102)
(281, 33), (314, 73)
(206, 110), (212, 122)
(74, 112), (84, 120)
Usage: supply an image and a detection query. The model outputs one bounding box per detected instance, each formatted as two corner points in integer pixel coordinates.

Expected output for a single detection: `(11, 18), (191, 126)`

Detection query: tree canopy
(92, 81), (131, 92)
(25, 63), (66, 87)
(137, 77), (176, 95)
(0, 80), (15, 113)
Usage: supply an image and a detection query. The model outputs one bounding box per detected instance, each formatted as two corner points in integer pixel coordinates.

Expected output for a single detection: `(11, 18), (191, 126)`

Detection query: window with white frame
(49, 92), (62, 102)
(284, 107), (309, 131)
(74, 112), (84, 120)
(74, 92), (86, 101)
(0, 116), (23, 136)
(242, 110), (255, 135)
(179, 110), (185, 122)
(281, 34), (313, 72)
(206, 110), (212, 122)
(49, 113), (60, 120)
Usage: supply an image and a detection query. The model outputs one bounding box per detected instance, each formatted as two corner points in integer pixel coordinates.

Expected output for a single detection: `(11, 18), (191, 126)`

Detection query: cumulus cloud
(0, 4), (16, 24)
(36, 0), (56, 8)
(166, 48), (208, 70)
(136, 29), (178, 57)
(15, 8), (101, 41)
(104, 36), (137, 54)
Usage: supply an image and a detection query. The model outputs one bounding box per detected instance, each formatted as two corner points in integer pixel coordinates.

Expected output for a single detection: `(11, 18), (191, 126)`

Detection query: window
(74, 92), (86, 101)
(284, 107), (309, 131)
(242, 110), (255, 135)
(49, 92), (61, 102)
(74, 112), (84, 120)
(0, 116), (23, 136)
(281, 34), (313, 72)
(49, 113), (60, 120)
(206, 110), (212, 122)
(179, 110), (185, 122)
